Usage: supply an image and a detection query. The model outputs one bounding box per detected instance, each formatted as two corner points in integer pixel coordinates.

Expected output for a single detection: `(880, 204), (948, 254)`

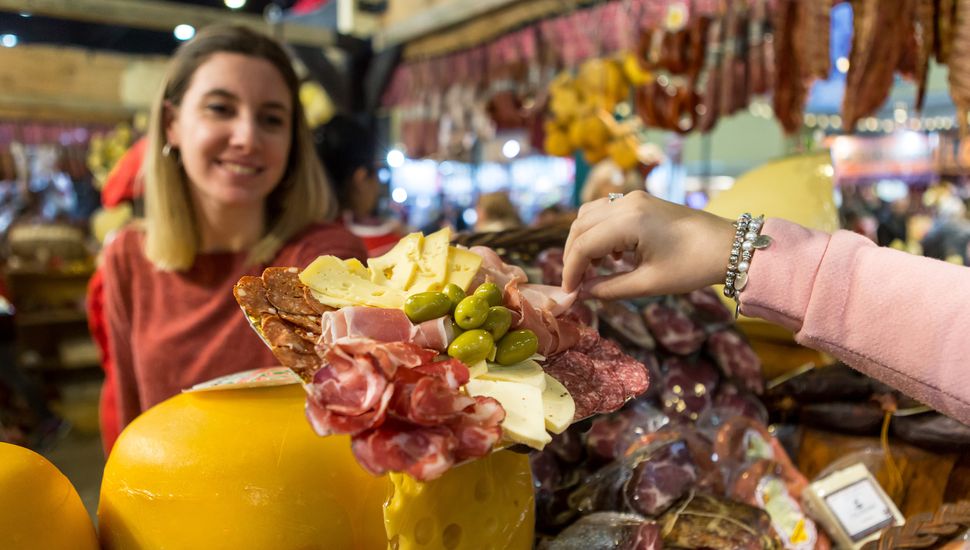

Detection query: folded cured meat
(306, 338), (504, 480)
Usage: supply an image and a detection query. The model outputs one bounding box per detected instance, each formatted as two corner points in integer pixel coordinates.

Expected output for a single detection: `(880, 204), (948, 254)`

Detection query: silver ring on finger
(608, 192), (624, 204)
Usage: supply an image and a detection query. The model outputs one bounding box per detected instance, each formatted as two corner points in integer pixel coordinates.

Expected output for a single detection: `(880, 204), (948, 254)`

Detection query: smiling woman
(98, 25), (367, 438)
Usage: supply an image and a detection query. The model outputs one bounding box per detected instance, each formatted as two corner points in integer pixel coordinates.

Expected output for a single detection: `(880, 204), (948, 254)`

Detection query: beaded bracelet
(723, 213), (772, 315)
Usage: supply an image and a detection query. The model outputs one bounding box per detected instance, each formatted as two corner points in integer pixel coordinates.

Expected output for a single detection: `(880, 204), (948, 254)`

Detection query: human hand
(561, 191), (737, 300)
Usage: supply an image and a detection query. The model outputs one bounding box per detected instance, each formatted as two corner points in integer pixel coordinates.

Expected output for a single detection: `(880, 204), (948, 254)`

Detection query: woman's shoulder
(277, 222), (367, 267)
(102, 224), (145, 263)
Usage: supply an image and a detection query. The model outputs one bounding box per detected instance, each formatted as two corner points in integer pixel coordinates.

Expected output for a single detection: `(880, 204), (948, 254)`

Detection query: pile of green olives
(403, 282), (539, 366)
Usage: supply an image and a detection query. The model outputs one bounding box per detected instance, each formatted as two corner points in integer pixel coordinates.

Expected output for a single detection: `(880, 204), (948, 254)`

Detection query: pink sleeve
(740, 218), (970, 425)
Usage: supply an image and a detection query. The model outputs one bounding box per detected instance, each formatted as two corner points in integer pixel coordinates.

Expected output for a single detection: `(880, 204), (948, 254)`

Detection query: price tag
(824, 479), (897, 542)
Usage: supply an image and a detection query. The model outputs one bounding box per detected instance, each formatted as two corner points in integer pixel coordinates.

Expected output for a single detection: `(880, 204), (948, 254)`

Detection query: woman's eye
(206, 103), (232, 116)
(260, 114), (286, 128)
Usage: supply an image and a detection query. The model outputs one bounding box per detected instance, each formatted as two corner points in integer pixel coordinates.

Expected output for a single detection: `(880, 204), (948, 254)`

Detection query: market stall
(1, 0), (969, 549)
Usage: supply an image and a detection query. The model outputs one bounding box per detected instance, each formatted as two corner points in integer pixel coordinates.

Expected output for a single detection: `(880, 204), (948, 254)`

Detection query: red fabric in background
(92, 136), (146, 454)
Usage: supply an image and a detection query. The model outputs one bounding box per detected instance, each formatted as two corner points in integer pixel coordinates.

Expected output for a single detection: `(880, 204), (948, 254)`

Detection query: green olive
(474, 282), (503, 307)
(481, 306), (513, 341)
(495, 329), (539, 366)
(403, 291), (452, 323)
(447, 329), (495, 365)
(454, 295), (489, 329)
(443, 283), (466, 312)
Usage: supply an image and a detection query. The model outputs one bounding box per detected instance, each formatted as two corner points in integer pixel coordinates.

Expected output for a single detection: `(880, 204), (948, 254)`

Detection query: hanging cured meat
(949, 0), (970, 134)
(842, 0), (907, 131)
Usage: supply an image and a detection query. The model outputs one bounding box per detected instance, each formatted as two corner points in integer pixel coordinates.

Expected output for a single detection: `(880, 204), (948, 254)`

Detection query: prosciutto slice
(469, 245), (528, 290)
(320, 306), (454, 351)
(306, 338), (505, 481)
(505, 281), (581, 356)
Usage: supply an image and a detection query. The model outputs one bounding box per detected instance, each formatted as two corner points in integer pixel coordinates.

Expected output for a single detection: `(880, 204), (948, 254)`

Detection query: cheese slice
(343, 258), (371, 279)
(541, 374), (575, 434)
(367, 233), (422, 290)
(408, 227), (451, 292)
(300, 255), (406, 309)
(444, 247), (483, 292)
(466, 360), (488, 379)
(465, 379), (551, 450)
(480, 360), (546, 389)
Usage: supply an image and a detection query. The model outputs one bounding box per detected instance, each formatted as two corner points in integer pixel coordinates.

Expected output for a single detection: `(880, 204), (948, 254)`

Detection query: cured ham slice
(469, 245), (528, 290)
(320, 306), (453, 351)
(505, 281), (581, 356)
(306, 338), (504, 481)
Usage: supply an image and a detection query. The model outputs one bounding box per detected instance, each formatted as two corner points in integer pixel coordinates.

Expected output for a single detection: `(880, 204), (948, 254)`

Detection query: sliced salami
(263, 266), (318, 315)
(233, 276), (273, 316)
(544, 350), (602, 420)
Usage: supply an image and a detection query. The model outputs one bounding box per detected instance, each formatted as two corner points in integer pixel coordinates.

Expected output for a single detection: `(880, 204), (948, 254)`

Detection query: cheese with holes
(368, 233), (422, 290)
(300, 255), (406, 309)
(480, 360), (546, 389)
(444, 248), (484, 292)
(383, 451), (534, 550)
(541, 374), (575, 434)
(344, 258), (371, 279)
(409, 227), (451, 292)
(465, 379), (551, 450)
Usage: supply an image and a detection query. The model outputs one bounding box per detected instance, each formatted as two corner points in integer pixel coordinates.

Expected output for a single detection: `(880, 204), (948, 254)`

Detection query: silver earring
(162, 143), (173, 157)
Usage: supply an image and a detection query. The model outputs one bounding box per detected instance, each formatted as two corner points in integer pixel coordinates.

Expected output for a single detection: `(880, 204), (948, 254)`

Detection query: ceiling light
(1, 34), (17, 48)
(502, 139), (521, 159)
(174, 24), (196, 41)
(225, 0), (247, 8)
(836, 57), (850, 74)
(386, 149), (405, 168)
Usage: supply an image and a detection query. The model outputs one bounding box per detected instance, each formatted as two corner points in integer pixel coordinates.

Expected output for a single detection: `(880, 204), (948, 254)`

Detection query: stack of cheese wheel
(0, 442), (98, 549)
(98, 383), (534, 549)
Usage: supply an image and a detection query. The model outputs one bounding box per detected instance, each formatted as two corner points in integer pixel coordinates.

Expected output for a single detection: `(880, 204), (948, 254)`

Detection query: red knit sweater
(102, 223), (366, 431)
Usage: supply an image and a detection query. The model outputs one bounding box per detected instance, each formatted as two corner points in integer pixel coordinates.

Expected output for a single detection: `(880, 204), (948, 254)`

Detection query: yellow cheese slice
(465, 379), (551, 450)
(541, 374), (575, 434)
(343, 258), (371, 279)
(409, 227), (451, 293)
(300, 255), (406, 309)
(367, 232), (422, 290)
(444, 247), (483, 292)
(480, 360), (546, 389)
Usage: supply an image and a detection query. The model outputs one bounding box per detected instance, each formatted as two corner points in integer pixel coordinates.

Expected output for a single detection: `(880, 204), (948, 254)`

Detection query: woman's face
(166, 52), (293, 210)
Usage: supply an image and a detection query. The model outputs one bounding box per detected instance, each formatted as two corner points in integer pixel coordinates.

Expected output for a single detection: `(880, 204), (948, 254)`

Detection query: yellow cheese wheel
(384, 450), (535, 550)
(98, 384), (388, 550)
(0, 442), (98, 550)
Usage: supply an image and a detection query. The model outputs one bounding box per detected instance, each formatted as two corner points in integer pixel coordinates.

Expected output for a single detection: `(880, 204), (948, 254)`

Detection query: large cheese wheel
(0, 442), (98, 550)
(384, 450), (535, 550)
(98, 384), (388, 549)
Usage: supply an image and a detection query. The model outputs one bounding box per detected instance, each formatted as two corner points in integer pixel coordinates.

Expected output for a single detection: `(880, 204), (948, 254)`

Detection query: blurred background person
(580, 159), (644, 204)
(314, 113), (403, 256)
(475, 191), (522, 232)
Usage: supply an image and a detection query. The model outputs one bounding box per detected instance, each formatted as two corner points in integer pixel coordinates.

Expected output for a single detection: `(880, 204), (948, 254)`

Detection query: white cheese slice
(465, 379), (551, 450)
(444, 247), (483, 292)
(466, 360), (488, 379)
(541, 374), (575, 434)
(343, 258), (371, 279)
(409, 227), (451, 292)
(480, 360), (546, 389)
(300, 255), (406, 309)
(367, 232), (422, 290)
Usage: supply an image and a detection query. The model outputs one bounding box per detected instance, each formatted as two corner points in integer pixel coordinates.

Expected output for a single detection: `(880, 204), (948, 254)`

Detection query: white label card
(824, 478), (896, 542)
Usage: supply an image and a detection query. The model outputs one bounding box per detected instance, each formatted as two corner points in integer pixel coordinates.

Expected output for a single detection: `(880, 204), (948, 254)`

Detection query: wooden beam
(0, 94), (134, 123)
(1, 0), (335, 48)
(375, 0), (526, 51)
(401, 0), (563, 59)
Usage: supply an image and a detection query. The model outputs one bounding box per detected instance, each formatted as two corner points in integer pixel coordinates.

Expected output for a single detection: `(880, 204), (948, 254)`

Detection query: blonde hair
(143, 24), (337, 271)
(580, 160), (644, 204)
